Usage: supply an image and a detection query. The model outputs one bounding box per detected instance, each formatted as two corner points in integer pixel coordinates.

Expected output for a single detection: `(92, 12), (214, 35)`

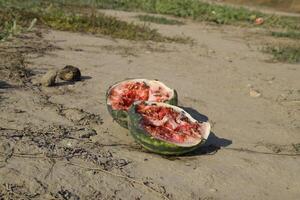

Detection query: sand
(0, 9), (299, 200)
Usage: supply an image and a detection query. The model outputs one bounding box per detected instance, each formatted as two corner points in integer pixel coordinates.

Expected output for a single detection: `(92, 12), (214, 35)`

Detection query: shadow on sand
(0, 81), (15, 102)
(55, 75), (92, 86)
(176, 107), (232, 157)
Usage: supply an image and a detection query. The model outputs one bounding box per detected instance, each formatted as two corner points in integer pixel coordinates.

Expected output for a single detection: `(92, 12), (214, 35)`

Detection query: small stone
(250, 88), (261, 98)
(59, 139), (79, 148)
(58, 65), (81, 81)
(209, 188), (218, 192)
(208, 49), (216, 54)
(41, 70), (57, 87)
(66, 142), (72, 147)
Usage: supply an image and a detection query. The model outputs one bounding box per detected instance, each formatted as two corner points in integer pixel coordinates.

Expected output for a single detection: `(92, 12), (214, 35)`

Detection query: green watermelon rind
(106, 79), (178, 129)
(128, 102), (209, 155)
(107, 105), (129, 128)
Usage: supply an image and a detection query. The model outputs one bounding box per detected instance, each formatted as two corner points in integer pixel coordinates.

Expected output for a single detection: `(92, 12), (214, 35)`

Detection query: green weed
(1, 0), (300, 30)
(136, 14), (184, 25)
(264, 45), (300, 63)
(61, 0), (300, 30)
(271, 31), (300, 40)
(0, 4), (188, 42)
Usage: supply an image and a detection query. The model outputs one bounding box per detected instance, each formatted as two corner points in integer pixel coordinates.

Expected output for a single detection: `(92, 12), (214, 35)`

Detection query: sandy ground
(0, 9), (299, 200)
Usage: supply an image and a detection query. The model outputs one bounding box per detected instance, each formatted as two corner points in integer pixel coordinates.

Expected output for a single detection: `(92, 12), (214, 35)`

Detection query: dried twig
(44, 158), (56, 179)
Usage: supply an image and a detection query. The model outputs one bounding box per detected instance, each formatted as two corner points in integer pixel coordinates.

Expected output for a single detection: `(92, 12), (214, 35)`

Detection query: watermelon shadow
(181, 107), (232, 156)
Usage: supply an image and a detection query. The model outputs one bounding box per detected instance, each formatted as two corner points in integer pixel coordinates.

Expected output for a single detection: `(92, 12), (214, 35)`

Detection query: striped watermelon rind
(128, 101), (211, 155)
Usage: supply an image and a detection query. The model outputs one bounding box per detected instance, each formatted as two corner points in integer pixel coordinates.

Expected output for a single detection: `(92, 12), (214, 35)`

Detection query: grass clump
(40, 10), (190, 42)
(0, 9), (37, 41)
(0, 4), (189, 43)
(2, 0), (300, 30)
(0, 20), (19, 41)
(64, 0), (265, 24)
(136, 14), (184, 25)
(265, 45), (300, 63)
(61, 0), (300, 30)
(271, 31), (300, 40)
(41, 10), (168, 42)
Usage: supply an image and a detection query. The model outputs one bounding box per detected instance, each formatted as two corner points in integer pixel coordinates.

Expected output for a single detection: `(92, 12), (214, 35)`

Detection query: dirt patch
(0, 31), (56, 86)
(0, 9), (300, 200)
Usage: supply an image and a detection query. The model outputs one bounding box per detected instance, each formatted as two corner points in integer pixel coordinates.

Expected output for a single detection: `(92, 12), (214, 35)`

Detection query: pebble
(66, 142), (72, 147)
(249, 88), (261, 98)
(209, 188), (218, 192)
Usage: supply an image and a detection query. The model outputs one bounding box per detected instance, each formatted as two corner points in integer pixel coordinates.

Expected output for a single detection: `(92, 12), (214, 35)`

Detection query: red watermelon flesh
(109, 81), (171, 111)
(136, 103), (203, 145)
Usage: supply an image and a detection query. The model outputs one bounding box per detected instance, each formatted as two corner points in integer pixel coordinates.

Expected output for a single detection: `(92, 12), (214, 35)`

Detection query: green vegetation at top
(271, 31), (300, 40)
(40, 10), (173, 42)
(0, 0), (189, 42)
(1, 0), (300, 63)
(1, 0), (299, 30)
(96, 0), (265, 24)
(136, 14), (184, 25)
(264, 45), (300, 63)
(28, 0), (300, 30)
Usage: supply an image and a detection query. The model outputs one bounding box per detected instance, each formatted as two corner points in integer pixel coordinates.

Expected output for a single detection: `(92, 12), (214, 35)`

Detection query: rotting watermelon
(128, 101), (210, 155)
(106, 79), (178, 128)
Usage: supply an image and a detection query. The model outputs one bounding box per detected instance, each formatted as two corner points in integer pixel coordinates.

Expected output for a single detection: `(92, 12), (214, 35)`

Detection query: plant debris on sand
(136, 14), (184, 25)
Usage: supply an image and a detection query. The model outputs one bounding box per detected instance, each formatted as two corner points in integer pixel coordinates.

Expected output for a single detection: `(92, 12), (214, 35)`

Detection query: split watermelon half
(106, 79), (178, 128)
